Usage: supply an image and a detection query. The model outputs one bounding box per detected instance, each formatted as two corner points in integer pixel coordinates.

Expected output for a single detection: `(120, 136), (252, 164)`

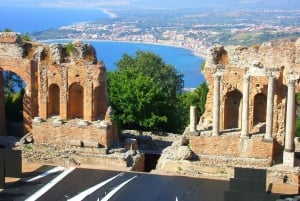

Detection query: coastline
(41, 38), (207, 59)
(101, 8), (118, 18)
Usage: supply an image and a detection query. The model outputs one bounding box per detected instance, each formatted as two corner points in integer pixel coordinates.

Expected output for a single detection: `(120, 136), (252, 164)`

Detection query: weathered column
(190, 106), (197, 132)
(283, 77), (296, 167)
(60, 65), (68, 120)
(212, 74), (221, 136)
(241, 74), (250, 138)
(84, 65), (93, 121)
(265, 75), (275, 141)
(38, 62), (48, 119)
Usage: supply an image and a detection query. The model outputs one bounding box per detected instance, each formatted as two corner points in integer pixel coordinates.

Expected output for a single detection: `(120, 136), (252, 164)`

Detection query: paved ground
(0, 162), (229, 201)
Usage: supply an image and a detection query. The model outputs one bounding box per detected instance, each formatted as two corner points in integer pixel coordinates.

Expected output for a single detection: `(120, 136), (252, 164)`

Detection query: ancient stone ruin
(0, 32), (118, 148)
(192, 38), (300, 167)
(157, 38), (300, 194)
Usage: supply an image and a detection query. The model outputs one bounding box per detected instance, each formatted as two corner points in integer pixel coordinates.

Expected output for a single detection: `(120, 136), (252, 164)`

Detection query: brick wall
(32, 120), (118, 148)
(189, 134), (274, 161)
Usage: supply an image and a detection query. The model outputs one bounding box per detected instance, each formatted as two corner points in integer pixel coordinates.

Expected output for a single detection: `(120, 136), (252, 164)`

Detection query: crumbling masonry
(0, 32), (118, 148)
(188, 39), (300, 168)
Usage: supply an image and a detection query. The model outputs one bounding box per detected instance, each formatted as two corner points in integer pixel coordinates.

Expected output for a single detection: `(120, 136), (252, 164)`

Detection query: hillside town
(31, 9), (300, 57)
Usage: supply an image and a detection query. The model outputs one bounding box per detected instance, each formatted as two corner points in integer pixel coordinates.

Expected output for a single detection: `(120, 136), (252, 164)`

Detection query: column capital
(214, 73), (221, 81)
(268, 75), (275, 80)
(287, 74), (299, 86)
(243, 74), (250, 82)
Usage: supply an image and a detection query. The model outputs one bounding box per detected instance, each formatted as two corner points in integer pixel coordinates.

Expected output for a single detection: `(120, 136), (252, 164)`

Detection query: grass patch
(296, 118), (300, 137)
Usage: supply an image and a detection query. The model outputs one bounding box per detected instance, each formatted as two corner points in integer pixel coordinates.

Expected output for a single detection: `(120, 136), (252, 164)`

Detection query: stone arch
(0, 58), (38, 136)
(47, 84), (60, 117)
(68, 83), (83, 119)
(224, 90), (242, 129)
(93, 85), (107, 120)
(253, 93), (267, 125)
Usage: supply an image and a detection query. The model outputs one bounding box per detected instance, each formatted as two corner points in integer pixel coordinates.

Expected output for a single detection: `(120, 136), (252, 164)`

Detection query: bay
(0, 6), (205, 88)
(89, 41), (205, 88)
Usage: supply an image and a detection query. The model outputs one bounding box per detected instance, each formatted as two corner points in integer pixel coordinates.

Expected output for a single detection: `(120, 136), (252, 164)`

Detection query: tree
(4, 28), (12, 32)
(178, 82), (209, 126)
(190, 82), (209, 116)
(5, 89), (25, 122)
(108, 51), (184, 132)
(2, 71), (25, 122)
(3, 71), (25, 96)
(21, 35), (32, 42)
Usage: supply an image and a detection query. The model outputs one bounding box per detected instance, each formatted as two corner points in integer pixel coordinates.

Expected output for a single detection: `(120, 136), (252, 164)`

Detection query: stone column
(60, 65), (68, 120)
(241, 74), (250, 138)
(283, 77), (296, 167)
(190, 106), (197, 133)
(265, 76), (275, 141)
(212, 74), (221, 136)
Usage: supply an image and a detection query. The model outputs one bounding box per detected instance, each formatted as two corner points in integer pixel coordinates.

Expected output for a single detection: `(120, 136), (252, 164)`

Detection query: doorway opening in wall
(3, 71), (26, 137)
(144, 154), (161, 172)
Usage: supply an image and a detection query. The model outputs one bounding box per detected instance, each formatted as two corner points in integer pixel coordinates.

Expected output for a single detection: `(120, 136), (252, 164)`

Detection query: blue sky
(2, 0), (300, 9)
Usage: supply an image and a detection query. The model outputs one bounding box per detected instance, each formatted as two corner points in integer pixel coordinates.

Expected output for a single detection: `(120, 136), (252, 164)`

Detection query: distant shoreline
(41, 38), (207, 59)
(101, 9), (118, 18)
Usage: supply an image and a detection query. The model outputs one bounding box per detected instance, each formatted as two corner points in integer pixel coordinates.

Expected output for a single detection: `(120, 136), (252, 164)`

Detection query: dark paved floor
(0, 166), (229, 201)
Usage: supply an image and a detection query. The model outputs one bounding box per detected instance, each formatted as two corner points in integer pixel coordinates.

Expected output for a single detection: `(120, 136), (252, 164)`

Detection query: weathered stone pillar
(265, 75), (275, 141)
(38, 62), (48, 119)
(190, 106), (197, 132)
(283, 77), (296, 167)
(241, 74), (250, 138)
(212, 74), (221, 136)
(60, 65), (68, 120)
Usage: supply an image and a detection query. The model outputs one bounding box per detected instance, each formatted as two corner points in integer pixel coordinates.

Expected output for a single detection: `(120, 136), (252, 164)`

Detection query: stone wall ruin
(0, 32), (118, 148)
(189, 38), (300, 168)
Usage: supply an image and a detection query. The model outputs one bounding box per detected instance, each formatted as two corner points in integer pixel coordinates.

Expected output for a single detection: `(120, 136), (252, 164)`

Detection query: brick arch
(224, 90), (242, 129)
(68, 83), (84, 119)
(47, 84), (60, 117)
(0, 58), (38, 135)
(0, 64), (32, 89)
(253, 93), (267, 125)
(93, 85), (108, 120)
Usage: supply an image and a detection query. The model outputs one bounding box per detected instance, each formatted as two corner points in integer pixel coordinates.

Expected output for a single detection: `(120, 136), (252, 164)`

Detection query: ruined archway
(253, 93), (267, 125)
(68, 83), (83, 119)
(93, 85), (107, 120)
(0, 60), (35, 137)
(2, 71), (26, 137)
(47, 84), (60, 117)
(224, 90), (242, 129)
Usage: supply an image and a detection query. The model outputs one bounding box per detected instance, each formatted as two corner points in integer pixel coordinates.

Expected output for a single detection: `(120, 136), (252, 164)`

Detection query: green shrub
(66, 42), (75, 55)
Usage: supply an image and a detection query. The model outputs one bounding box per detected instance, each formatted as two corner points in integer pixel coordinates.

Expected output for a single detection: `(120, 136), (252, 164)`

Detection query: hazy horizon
(3, 0), (300, 10)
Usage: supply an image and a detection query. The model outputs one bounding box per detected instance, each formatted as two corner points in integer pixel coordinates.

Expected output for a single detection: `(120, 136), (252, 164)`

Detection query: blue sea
(90, 41), (204, 88)
(0, 6), (204, 88)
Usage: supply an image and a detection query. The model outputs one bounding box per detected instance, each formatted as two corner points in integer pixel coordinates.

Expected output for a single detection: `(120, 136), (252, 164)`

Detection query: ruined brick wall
(0, 33), (116, 147)
(185, 38), (300, 167)
(189, 134), (273, 162)
(199, 38), (300, 145)
(32, 119), (117, 148)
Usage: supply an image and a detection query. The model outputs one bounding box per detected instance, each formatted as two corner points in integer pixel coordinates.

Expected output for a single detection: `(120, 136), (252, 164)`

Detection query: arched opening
(47, 84), (60, 117)
(2, 71), (26, 137)
(93, 85), (107, 120)
(224, 90), (242, 129)
(253, 93), (267, 125)
(68, 83), (83, 119)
